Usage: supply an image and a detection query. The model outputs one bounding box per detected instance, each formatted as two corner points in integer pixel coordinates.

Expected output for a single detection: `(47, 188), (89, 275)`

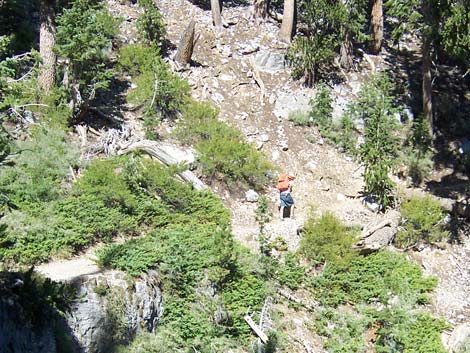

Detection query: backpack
(277, 173), (294, 191)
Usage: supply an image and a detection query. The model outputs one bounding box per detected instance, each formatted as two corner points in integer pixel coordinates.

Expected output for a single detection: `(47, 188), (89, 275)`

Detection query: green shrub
(315, 308), (369, 353)
(274, 253), (306, 290)
(0, 125), (79, 205)
(288, 110), (312, 126)
(311, 250), (437, 307)
(309, 82), (334, 131)
(374, 312), (448, 353)
(136, 0), (166, 49)
(299, 211), (358, 266)
(395, 196), (449, 248)
(118, 44), (189, 135)
(176, 101), (273, 190)
(55, 0), (119, 108)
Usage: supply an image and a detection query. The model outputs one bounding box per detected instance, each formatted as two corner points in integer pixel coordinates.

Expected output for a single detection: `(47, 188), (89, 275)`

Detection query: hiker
(277, 174), (295, 220)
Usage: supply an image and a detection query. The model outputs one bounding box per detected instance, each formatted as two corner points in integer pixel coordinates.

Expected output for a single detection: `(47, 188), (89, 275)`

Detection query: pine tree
(38, 0), (56, 93)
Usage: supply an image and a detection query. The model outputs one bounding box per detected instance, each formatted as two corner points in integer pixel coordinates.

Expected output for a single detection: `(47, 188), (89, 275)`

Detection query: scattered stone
(238, 40), (260, 55)
(272, 150), (280, 161)
(259, 133), (270, 142)
(305, 160), (317, 173)
(317, 137), (324, 145)
(253, 50), (286, 73)
(278, 140), (288, 151)
(337, 193), (346, 201)
(245, 189), (259, 202)
(130, 83), (138, 89)
(273, 91), (311, 119)
(255, 141), (264, 150)
(220, 73), (235, 81)
(442, 323), (470, 352)
(362, 195), (382, 213)
(211, 92), (225, 104)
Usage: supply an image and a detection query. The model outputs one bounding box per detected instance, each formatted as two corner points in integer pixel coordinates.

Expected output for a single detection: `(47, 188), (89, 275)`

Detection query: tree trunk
(211, 0), (222, 28)
(253, 0), (270, 22)
(38, 0), (56, 93)
(174, 20), (195, 65)
(279, 0), (296, 43)
(340, 29), (354, 70)
(421, 1), (433, 135)
(369, 0), (383, 54)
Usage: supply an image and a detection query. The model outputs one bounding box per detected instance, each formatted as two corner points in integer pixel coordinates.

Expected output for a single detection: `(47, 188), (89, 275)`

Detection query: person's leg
(290, 205), (295, 219)
(279, 206), (285, 220)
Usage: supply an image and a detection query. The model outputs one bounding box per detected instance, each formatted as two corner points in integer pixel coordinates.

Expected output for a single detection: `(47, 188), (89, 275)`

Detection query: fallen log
(244, 314), (269, 343)
(118, 140), (207, 190)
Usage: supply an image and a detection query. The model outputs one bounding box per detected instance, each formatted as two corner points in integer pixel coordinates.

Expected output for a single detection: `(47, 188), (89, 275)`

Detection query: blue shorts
(280, 192), (294, 208)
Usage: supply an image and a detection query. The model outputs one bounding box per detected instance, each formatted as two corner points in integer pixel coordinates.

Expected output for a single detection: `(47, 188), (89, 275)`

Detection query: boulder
(354, 210), (400, 254)
(442, 323), (470, 352)
(253, 50), (286, 73)
(245, 189), (259, 202)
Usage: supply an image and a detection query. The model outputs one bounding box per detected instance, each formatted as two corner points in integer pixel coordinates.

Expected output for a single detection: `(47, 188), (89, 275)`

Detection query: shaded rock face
(0, 301), (57, 353)
(66, 270), (163, 353)
(0, 270), (163, 353)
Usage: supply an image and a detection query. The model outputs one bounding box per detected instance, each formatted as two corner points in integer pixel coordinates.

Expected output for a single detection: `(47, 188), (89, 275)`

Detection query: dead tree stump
(174, 20), (196, 65)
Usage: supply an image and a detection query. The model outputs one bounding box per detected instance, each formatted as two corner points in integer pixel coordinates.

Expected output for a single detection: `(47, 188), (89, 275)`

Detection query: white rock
(245, 189), (259, 202)
(259, 133), (270, 142)
(272, 150), (280, 161)
(337, 193), (346, 201)
(305, 160), (317, 172)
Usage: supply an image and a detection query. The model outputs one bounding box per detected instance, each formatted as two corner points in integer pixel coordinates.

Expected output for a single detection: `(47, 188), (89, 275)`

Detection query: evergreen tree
(354, 74), (400, 209)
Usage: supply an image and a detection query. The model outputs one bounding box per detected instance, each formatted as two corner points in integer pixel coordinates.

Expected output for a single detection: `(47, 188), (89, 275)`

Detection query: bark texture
(253, 0), (270, 22)
(279, 0), (296, 43)
(340, 29), (354, 70)
(370, 0), (383, 54)
(211, 0), (222, 28)
(421, 1), (433, 135)
(38, 0), (56, 93)
(174, 20), (195, 65)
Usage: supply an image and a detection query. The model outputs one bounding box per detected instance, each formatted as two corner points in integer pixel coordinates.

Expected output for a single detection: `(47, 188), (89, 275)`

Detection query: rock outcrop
(66, 270), (163, 353)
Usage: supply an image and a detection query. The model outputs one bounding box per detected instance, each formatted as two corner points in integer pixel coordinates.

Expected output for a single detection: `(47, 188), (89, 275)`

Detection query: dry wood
(361, 219), (392, 238)
(174, 20), (196, 65)
(244, 315), (269, 343)
(291, 336), (314, 353)
(249, 57), (265, 104)
(118, 140), (207, 190)
(278, 288), (318, 311)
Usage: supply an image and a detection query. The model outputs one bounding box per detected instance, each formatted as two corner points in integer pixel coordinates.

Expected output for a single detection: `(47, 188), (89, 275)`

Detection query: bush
(309, 82), (334, 131)
(136, 0), (166, 49)
(311, 250), (437, 307)
(288, 110), (311, 126)
(176, 101), (273, 190)
(395, 196), (449, 248)
(118, 44), (189, 135)
(55, 0), (119, 109)
(0, 125), (79, 205)
(299, 211), (358, 266)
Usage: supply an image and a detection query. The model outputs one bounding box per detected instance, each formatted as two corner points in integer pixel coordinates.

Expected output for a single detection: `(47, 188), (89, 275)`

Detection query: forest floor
(37, 0), (470, 351)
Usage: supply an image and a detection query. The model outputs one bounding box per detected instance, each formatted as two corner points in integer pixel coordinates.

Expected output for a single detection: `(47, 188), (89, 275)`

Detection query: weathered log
(244, 315), (269, 343)
(278, 288), (318, 311)
(118, 140), (207, 190)
(174, 20), (196, 65)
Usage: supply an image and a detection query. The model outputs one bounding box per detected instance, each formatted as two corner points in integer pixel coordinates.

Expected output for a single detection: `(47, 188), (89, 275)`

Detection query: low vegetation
(176, 101), (274, 190)
(395, 195), (449, 248)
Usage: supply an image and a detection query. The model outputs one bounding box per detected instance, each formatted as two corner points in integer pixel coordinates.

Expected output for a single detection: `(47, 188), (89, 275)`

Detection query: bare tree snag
(370, 0), (383, 54)
(278, 288), (318, 311)
(211, 0), (222, 28)
(340, 29), (354, 70)
(38, 0), (56, 93)
(279, 0), (296, 43)
(175, 20), (196, 65)
(244, 315), (269, 343)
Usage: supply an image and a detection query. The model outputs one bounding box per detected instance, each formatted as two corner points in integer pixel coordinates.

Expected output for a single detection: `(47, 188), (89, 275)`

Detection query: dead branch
(361, 219), (392, 238)
(249, 57), (265, 104)
(278, 288), (318, 311)
(244, 315), (269, 343)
